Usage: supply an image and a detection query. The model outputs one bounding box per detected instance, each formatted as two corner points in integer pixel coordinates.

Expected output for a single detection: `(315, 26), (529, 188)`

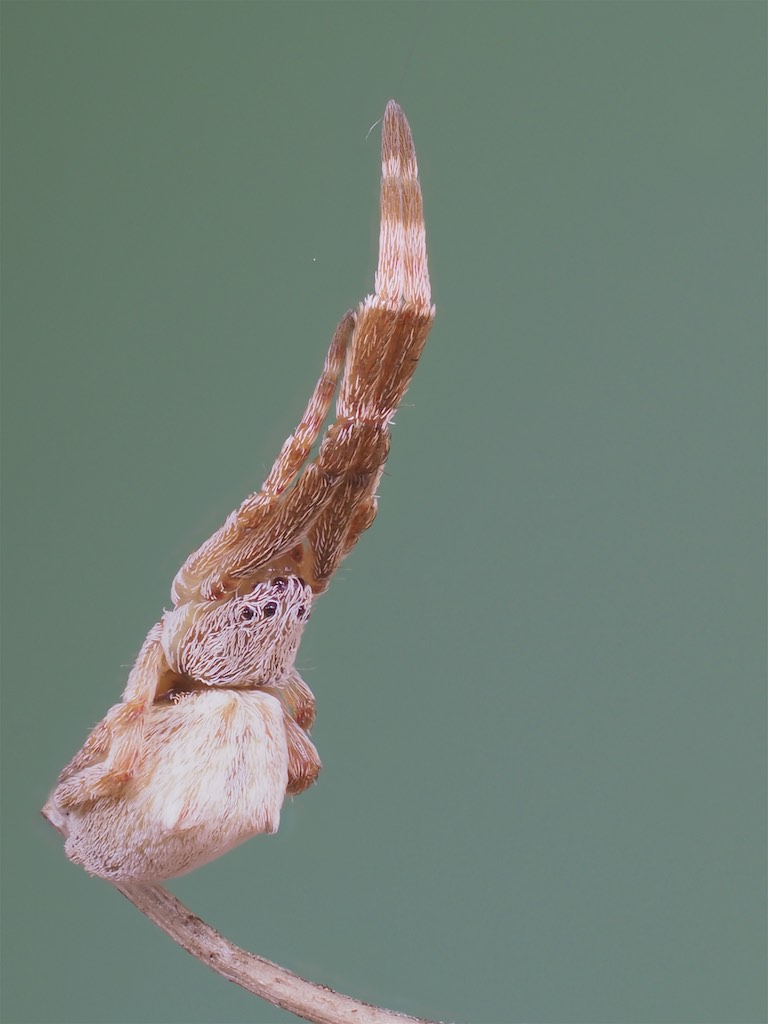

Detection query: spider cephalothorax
(43, 101), (434, 881)
(161, 575), (313, 688)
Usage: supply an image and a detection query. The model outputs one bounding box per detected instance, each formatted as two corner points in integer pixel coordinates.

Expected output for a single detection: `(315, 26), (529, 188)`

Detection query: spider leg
(171, 312), (354, 604)
(44, 624), (166, 813)
(283, 712), (322, 796)
(265, 667), (316, 730)
(306, 477), (380, 591)
(173, 102), (433, 602)
(260, 669), (319, 795)
(301, 99), (435, 589)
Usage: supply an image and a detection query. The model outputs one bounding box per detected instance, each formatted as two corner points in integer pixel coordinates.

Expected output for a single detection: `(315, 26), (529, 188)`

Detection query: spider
(42, 101), (435, 883)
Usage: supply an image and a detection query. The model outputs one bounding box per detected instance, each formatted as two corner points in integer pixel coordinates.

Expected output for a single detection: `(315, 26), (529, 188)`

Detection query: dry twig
(116, 882), (445, 1024)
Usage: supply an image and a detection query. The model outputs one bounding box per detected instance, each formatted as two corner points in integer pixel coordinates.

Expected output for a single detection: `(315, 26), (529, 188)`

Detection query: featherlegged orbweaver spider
(43, 101), (435, 882)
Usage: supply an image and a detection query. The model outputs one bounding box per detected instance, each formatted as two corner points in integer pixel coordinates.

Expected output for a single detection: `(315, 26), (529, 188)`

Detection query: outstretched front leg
(172, 101), (434, 602)
(172, 312), (354, 604)
(304, 99), (434, 589)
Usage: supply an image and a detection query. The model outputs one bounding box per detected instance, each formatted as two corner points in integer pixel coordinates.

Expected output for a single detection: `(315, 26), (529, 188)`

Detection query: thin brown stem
(115, 882), (446, 1024)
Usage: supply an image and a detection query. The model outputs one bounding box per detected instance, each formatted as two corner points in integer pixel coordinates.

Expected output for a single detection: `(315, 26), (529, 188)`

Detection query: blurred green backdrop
(2, 3), (765, 1023)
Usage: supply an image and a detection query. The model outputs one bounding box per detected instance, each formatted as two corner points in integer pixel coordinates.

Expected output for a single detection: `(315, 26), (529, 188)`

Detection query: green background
(2, 3), (765, 1022)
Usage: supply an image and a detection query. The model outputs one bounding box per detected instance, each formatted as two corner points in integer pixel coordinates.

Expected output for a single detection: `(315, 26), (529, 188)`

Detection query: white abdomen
(60, 690), (289, 882)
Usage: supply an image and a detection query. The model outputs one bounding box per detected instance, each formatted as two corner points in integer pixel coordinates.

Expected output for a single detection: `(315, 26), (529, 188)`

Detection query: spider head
(161, 575), (313, 687)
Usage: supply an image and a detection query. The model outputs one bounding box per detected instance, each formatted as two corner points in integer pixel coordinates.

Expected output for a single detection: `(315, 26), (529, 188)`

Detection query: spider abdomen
(58, 690), (289, 882)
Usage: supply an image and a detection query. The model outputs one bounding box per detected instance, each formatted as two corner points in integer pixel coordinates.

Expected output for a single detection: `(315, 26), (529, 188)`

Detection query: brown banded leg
(301, 103), (434, 589)
(308, 481), (381, 592)
(376, 101), (431, 309)
(172, 313), (354, 604)
(173, 101), (433, 604)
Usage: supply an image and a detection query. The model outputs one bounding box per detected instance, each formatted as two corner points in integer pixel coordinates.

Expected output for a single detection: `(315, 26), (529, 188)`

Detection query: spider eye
(263, 601), (278, 618)
(297, 605), (307, 619)
(272, 577), (288, 592)
(239, 606), (256, 621)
